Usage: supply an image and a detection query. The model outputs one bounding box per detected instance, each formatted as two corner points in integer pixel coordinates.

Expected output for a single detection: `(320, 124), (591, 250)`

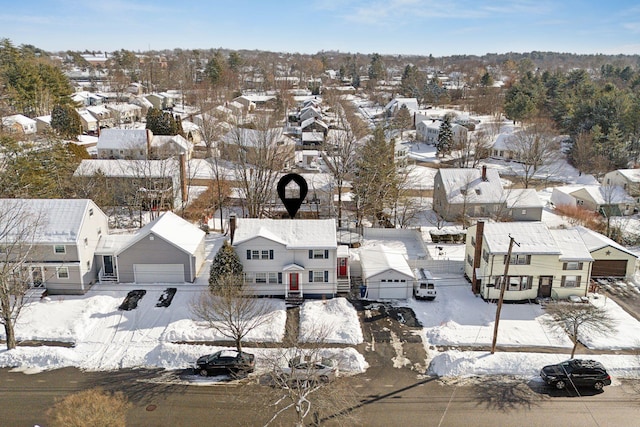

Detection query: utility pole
(491, 234), (520, 354)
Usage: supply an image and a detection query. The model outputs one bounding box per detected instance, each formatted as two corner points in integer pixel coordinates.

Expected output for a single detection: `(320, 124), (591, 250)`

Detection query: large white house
(230, 217), (339, 299)
(465, 221), (594, 301)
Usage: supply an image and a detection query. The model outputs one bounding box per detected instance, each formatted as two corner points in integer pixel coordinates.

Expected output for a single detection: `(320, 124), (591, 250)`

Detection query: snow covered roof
(77, 109), (97, 123)
(480, 222), (561, 255)
(438, 168), (504, 204)
(73, 159), (179, 178)
(97, 128), (149, 150)
(505, 189), (544, 208)
(573, 226), (638, 258)
(2, 114), (36, 126)
(119, 211), (204, 256)
(615, 169), (640, 183)
(549, 229), (594, 261)
(151, 134), (192, 153)
(0, 199), (98, 244)
(232, 218), (337, 249)
(384, 97), (419, 113)
(221, 128), (288, 147)
(552, 185), (633, 205)
(359, 244), (414, 279)
(492, 133), (516, 150)
(301, 117), (328, 130)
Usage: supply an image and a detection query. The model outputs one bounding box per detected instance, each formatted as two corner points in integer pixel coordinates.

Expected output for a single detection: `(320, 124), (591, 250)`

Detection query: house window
(86, 261), (90, 269)
(482, 249), (489, 262)
(255, 273), (267, 283)
(97, 227), (102, 235)
(89, 208), (94, 216)
(471, 236), (476, 247)
(244, 272), (255, 284)
(84, 237), (88, 248)
(564, 262), (583, 270)
(247, 249), (273, 260)
(561, 275), (581, 287)
(309, 249), (329, 259)
(268, 272), (279, 284)
(508, 276), (532, 290)
(309, 270), (329, 283)
(467, 254), (473, 266)
(54, 245), (66, 254)
(57, 267), (69, 279)
(521, 209), (527, 215)
(506, 254), (531, 265)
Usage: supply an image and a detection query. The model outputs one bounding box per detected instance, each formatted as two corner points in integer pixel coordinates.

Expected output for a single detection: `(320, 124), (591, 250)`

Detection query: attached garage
(134, 264), (185, 283)
(101, 212), (206, 284)
(591, 260), (628, 278)
(575, 226), (638, 279)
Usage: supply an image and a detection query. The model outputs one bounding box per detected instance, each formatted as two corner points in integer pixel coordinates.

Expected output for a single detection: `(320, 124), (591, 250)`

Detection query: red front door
(289, 273), (299, 291)
(338, 258), (347, 277)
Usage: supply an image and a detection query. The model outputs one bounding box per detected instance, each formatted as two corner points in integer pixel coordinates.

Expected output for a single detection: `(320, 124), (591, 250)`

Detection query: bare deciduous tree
(544, 301), (617, 359)
(0, 200), (43, 349)
(508, 120), (560, 188)
(322, 101), (360, 227)
(261, 323), (360, 427)
(191, 274), (277, 353)
(225, 113), (292, 218)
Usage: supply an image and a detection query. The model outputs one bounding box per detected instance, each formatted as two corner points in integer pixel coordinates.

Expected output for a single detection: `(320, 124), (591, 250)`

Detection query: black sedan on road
(196, 350), (255, 377)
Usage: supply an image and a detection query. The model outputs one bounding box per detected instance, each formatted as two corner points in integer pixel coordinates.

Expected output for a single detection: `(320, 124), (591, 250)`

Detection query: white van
(414, 268), (436, 300)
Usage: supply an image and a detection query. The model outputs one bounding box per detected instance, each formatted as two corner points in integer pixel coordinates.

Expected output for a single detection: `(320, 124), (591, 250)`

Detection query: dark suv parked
(196, 350), (255, 377)
(540, 359), (611, 391)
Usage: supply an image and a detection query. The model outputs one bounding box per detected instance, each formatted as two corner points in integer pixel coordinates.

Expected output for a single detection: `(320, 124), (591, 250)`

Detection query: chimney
(146, 128), (153, 158)
(179, 153), (188, 203)
(229, 213), (237, 244)
(472, 220), (484, 295)
(481, 165), (487, 181)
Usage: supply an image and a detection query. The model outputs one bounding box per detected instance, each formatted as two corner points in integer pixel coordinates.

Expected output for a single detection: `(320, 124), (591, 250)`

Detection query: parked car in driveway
(196, 350), (255, 377)
(277, 357), (338, 386)
(540, 359), (611, 391)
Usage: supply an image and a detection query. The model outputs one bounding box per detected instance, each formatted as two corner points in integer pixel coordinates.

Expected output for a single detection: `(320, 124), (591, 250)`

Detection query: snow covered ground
(3, 117), (640, 383)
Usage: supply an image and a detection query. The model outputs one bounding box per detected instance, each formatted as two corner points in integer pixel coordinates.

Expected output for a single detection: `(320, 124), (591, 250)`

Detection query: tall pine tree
(436, 115), (454, 157)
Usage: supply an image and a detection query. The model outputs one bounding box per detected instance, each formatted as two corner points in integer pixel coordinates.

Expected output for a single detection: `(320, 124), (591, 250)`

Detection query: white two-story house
(230, 217), (338, 299)
(465, 221), (593, 301)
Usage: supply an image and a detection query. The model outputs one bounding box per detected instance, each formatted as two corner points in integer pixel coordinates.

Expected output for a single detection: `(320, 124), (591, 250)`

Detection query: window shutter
(324, 249), (329, 259)
(278, 273), (282, 284)
(563, 263), (567, 270)
(561, 276), (566, 287)
(324, 271), (329, 282)
(526, 255), (531, 264)
(309, 250), (313, 259)
(503, 255), (507, 264)
(246, 250), (251, 260)
(578, 262), (583, 269)
(269, 250), (274, 260)
(577, 276), (581, 286)
(309, 271), (313, 282)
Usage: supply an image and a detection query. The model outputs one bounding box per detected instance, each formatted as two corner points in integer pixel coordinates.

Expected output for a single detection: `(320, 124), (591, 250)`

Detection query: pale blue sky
(2, 0), (639, 56)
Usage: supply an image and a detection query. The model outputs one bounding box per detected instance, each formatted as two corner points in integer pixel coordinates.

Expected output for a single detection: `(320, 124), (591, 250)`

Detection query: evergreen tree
(145, 108), (182, 135)
(436, 115), (454, 157)
(208, 241), (243, 290)
(368, 53), (385, 81)
(51, 104), (82, 139)
(205, 51), (225, 86)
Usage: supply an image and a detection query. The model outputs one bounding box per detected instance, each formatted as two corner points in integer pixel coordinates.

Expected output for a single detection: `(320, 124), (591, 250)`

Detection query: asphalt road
(1, 367), (640, 427)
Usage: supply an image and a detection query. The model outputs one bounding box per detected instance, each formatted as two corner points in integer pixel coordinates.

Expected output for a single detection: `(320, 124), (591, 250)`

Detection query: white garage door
(133, 264), (184, 283)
